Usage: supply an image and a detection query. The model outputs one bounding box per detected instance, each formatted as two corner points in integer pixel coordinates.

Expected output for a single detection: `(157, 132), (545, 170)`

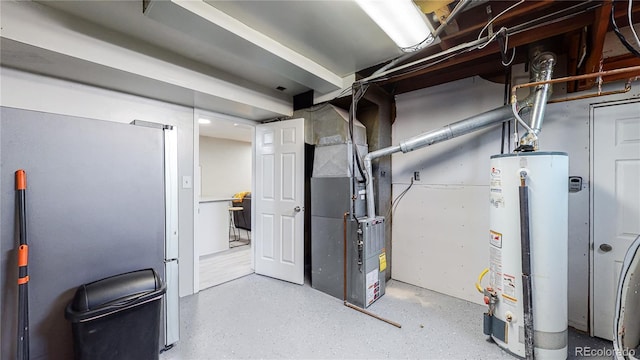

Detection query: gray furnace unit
(305, 105), (386, 308)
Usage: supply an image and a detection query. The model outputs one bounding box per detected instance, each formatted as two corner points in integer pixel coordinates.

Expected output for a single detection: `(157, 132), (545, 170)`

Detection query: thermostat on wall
(569, 176), (582, 193)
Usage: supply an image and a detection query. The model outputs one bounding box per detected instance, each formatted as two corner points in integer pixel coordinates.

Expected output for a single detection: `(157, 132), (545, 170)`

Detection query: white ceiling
(36, 0), (303, 97)
(37, 0), (400, 96)
(198, 114), (254, 142)
(206, 0), (403, 76)
(14, 0), (403, 140)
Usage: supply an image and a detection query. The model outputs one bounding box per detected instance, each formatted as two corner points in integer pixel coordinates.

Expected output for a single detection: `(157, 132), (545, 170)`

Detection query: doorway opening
(196, 113), (255, 290)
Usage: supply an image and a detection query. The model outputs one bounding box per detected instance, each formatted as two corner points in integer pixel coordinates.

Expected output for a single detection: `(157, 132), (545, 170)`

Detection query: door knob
(294, 206), (301, 212)
(599, 244), (613, 252)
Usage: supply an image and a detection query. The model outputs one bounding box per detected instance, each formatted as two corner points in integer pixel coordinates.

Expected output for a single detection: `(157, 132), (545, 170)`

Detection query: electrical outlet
(414, 171), (420, 181)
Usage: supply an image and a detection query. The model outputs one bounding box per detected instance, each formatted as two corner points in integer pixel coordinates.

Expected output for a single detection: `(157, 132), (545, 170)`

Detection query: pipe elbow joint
(363, 154), (373, 164)
(531, 52), (556, 77)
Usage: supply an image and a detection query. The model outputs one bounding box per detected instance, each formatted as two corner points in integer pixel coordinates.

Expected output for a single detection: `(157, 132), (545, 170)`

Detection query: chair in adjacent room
(231, 192), (251, 244)
(228, 205), (244, 246)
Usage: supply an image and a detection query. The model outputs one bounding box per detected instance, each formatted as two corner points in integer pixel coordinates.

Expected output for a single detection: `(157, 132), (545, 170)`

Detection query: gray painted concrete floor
(160, 274), (612, 359)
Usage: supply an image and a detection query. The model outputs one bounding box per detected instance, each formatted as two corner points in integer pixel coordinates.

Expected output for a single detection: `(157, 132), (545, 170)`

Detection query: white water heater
(486, 152), (569, 359)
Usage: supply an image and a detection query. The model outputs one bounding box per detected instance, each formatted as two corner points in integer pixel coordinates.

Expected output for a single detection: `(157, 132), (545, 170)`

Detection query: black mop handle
(16, 169), (29, 360)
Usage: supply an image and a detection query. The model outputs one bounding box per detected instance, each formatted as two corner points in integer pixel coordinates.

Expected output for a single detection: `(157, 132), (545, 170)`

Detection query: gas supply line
(510, 66), (640, 104)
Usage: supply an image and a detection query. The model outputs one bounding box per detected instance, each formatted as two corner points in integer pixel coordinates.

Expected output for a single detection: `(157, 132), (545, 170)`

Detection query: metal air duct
(364, 104), (514, 219)
(363, 51), (557, 219)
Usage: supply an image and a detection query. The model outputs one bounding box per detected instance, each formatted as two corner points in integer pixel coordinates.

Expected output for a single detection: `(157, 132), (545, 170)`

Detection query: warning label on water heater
(489, 246), (503, 292)
(490, 193), (505, 208)
(503, 274), (516, 298)
(490, 167), (504, 208)
(490, 230), (502, 248)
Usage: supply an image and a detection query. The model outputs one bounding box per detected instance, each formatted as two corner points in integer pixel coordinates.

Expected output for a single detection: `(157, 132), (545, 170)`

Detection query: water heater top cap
(490, 151), (568, 159)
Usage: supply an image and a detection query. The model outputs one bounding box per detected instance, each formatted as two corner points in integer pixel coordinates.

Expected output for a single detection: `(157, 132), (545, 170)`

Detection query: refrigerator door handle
(164, 260), (180, 346)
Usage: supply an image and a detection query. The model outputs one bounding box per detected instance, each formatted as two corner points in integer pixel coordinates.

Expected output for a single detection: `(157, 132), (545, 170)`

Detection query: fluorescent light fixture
(198, 118), (211, 125)
(356, 0), (434, 52)
(233, 123), (253, 130)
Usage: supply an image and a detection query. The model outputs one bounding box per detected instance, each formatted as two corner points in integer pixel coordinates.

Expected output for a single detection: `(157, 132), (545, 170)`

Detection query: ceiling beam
(602, 54), (640, 82)
(381, 10), (596, 91)
(390, 53), (509, 94)
(563, 28), (586, 93)
(437, 1), (555, 50)
(146, 0), (344, 93)
(576, 1), (612, 91)
(0, 1), (294, 119)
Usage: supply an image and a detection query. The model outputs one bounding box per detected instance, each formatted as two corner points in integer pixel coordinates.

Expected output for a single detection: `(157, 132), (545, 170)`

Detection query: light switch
(182, 176), (192, 189)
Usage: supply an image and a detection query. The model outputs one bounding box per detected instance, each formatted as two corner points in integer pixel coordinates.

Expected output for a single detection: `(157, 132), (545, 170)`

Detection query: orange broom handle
(17, 245), (29, 284)
(16, 169), (26, 190)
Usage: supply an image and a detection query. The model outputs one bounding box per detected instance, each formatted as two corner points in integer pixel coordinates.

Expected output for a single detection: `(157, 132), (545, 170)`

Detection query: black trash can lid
(69, 268), (163, 312)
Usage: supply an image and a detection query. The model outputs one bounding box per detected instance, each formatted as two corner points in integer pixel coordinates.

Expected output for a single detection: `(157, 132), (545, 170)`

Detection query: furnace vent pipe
(516, 52), (556, 148)
(364, 52), (557, 219)
(528, 53), (556, 134)
(364, 104), (514, 219)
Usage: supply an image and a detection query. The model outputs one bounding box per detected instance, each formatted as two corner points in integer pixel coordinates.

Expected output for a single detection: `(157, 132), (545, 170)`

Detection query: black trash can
(65, 268), (166, 360)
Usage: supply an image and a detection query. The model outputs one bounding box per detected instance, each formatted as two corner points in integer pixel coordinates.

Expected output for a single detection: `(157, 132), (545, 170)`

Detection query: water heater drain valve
(483, 287), (498, 316)
(482, 287), (500, 336)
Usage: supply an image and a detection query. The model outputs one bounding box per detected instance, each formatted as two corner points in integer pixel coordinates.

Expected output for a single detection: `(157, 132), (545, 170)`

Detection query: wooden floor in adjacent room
(199, 232), (252, 290)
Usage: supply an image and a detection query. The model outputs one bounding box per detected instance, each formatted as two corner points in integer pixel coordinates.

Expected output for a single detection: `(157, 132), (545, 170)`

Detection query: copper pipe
(547, 78), (634, 104)
(342, 212), (402, 328)
(511, 66), (640, 103)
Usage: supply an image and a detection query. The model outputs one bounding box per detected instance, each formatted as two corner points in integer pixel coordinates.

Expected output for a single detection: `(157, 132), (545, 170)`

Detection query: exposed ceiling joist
(602, 54), (640, 82)
(577, 1), (612, 91)
(381, 10), (597, 94)
(436, 1), (555, 51)
(5, 0), (640, 121)
(361, 1), (640, 97)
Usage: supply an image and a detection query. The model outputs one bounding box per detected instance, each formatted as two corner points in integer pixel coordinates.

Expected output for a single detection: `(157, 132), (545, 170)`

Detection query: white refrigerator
(132, 120), (180, 349)
(1, 108), (180, 359)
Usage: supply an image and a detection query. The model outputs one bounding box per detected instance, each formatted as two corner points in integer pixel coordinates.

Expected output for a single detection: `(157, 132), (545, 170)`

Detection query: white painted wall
(391, 76), (505, 309)
(392, 75), (639, 332)
(199, 136), (252, 197)
(0, 67), (197, 297)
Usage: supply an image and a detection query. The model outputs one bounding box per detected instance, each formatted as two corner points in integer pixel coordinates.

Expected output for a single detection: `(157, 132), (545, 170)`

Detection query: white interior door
(254, 118), (305, 285)
(592, 100), (640, 340)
